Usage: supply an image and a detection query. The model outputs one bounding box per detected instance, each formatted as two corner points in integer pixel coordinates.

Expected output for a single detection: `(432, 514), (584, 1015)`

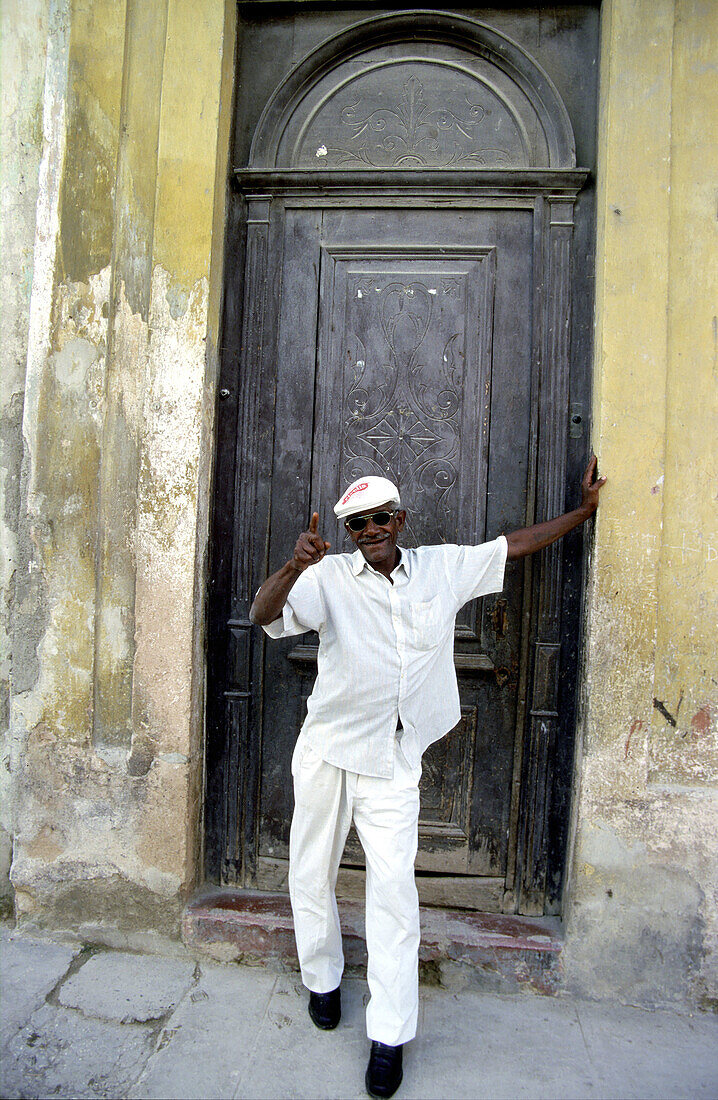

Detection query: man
(250, 457), (606, 1099)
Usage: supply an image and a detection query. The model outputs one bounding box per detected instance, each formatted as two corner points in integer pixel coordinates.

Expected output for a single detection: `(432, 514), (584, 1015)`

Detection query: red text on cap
(342, 481), (368, 505)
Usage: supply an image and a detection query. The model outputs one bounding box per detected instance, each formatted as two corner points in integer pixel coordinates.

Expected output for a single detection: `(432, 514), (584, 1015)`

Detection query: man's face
(345, 500), (406, 570)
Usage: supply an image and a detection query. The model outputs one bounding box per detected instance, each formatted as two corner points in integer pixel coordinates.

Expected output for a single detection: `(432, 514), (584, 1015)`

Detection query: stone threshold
(182, 888), (564, 995)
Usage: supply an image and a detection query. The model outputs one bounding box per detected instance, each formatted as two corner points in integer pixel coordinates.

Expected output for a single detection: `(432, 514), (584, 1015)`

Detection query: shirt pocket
(409, 595), (443, 651)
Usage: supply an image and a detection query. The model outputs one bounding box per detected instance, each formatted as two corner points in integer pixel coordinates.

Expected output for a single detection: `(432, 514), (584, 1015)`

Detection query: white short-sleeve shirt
(262, 538), (508, 778)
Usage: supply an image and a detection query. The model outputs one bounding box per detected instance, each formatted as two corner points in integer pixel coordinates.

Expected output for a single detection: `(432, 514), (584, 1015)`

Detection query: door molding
(249, 11), (576, 171)
(233, 169), (587, 196)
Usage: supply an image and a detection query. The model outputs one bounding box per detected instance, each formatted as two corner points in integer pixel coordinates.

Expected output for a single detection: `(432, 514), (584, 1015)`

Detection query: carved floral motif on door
(331, 75), (512, 168)
(301, 69), (521, 169)
(342, 277), (465, 539)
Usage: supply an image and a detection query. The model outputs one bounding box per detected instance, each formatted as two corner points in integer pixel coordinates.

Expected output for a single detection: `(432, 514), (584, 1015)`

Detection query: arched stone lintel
(248, 10), (576, 171)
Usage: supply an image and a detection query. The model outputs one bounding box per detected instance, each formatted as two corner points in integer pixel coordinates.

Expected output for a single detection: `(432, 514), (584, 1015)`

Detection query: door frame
(205, 9), (594, 918)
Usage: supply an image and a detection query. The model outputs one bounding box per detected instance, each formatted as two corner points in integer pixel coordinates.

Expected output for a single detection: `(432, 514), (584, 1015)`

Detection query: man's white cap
(333, 475), (401, 520)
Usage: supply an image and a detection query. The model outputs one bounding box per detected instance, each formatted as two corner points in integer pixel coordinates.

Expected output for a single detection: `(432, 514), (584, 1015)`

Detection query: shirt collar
(350, 546), (410, 579)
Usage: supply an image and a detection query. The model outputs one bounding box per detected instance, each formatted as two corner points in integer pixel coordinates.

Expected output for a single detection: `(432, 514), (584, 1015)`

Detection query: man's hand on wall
(506, 454), (607, 560)
(580, 454), (607, 513)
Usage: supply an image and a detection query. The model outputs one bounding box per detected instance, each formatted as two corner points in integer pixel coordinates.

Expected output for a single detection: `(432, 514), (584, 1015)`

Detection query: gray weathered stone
(2, 931), (718, 1100)
(415, 988), (595, 1100)
(233, 973), (371, 1100)
(0, 927), (79, 1047)
(0, 1001), (155, 1100)
(575, 998), (718, 1100)
(56, 949), (195, 1022)
(564, 861), (706, 1006)
(129, 960), (277, 1099)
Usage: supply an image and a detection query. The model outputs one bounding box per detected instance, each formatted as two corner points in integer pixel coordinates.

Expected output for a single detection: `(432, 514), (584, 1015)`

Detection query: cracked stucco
(3, 0), (232, 937)
(565, 0), (718, 1009)
(0, 0), (54, 912)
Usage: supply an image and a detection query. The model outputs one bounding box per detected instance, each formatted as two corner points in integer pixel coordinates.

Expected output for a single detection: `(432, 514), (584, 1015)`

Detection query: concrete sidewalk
(1, 926), (716, 1100)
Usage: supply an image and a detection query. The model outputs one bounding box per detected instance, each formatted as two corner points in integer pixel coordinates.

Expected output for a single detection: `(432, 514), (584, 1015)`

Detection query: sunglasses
(344, 509), (398, 533)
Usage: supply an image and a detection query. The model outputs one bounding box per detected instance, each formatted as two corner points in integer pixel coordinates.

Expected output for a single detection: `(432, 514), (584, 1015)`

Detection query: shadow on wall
(565, 851), (706, 1008)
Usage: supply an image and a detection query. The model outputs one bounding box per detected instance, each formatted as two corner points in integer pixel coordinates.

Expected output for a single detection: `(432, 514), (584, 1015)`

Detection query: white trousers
(289, 736), (421, 1047)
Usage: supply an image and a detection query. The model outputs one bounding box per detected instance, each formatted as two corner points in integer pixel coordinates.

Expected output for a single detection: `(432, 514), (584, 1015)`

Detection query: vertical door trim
(222, 194), (272, 883)
(514, 194), (576, 914)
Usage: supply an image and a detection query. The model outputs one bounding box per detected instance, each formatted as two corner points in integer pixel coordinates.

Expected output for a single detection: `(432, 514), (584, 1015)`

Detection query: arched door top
(248, 11), (577, 171)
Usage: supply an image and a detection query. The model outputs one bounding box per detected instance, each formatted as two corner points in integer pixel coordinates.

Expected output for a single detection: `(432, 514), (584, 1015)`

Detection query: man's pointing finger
(309, 512), (319, 534)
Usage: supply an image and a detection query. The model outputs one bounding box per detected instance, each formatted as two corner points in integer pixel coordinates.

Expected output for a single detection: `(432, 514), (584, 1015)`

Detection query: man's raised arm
(505, 455), (606, 561)
(249, 512), (330, 626)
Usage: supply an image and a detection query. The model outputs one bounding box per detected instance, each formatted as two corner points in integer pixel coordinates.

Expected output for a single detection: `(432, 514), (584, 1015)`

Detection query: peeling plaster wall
(5, 0), (235, 940)
(0, 0), (52, 914)
(566, 0), (718, 1008)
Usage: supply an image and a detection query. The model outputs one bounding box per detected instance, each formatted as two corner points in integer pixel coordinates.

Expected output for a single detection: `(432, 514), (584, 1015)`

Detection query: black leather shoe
(365, 1041), (403, 1098)
(308, 986), (341, 1029)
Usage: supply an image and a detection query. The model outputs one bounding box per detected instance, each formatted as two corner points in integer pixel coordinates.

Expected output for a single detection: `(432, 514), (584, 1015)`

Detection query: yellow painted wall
(652, 1), (718, 783)
(567, 0), (718, 1005)
(10, 0), (235, 936)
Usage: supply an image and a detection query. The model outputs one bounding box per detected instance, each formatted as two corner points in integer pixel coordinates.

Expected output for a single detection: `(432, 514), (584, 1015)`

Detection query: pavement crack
(124, 955), (202, 1096)
(233, 972), (279, 1099)
(44, 944), (100, 1007)
(574, 1001), (600, 1080)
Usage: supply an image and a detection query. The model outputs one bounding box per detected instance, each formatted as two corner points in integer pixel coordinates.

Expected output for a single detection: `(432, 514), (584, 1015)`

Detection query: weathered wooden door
(206, 8), (598, 917)
(258, 204), (533, 909)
